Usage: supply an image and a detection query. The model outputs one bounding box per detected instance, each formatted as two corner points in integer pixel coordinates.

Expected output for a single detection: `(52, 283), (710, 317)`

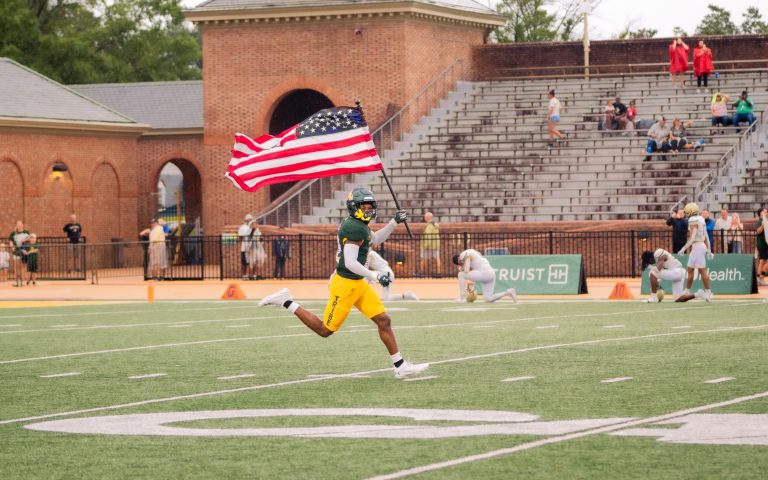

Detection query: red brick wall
(474, 34), (768, 78)
(0, 131), (138, 244)
(199, 15), (486, 234)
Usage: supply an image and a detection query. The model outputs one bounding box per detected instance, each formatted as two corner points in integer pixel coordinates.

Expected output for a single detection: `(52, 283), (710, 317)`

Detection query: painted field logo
(23, 409), (768, 445)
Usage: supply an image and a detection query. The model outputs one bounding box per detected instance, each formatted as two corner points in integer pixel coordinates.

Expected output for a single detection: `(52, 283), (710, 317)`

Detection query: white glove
(706, 252), (714, 260)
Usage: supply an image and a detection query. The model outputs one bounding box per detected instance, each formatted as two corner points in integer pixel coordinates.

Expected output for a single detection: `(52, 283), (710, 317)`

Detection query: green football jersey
(336, 217), (372, 279)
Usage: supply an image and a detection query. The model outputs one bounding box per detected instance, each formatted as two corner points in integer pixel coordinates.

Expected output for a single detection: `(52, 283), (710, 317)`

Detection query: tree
(741, 6), (768, 34)
(615, 23), (658, 39)
(672, 26), (688, 37)
(695, 4), (739, 35)
(0, 0), (201, 84)
(494, 0), (601, 43)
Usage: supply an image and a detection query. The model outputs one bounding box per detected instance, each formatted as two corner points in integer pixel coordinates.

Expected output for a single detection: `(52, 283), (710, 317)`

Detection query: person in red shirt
(669, 37), (690, 89)
(693, 40), (714, 93)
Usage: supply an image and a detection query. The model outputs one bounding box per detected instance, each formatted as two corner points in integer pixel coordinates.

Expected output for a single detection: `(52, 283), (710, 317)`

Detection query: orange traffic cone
(608, 282), (634, 300)
(221, 283), (247, 300)
(147, 280), (155, 304)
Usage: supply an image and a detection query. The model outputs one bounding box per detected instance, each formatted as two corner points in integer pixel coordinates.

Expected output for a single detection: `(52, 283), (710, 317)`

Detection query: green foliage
(494, 0), (599, 43)
(616, 27), (658, 40)
(741, 6), (768, 34)
(695, 4), (739, 35)
(672, 26), (689, 37)
(0, 0), (201, 84)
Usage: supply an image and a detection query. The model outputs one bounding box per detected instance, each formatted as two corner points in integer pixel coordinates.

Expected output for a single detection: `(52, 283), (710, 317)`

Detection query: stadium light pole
(582, 0), (591, 80)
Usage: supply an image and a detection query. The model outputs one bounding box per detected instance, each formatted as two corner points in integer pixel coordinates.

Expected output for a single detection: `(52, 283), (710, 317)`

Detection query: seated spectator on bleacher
(612, 97), (628, 130)
(644, 117), (670, 161)
(732, 91), (756, 133)
(626, 100), (638, 128)
(668, 118), (702, 152)
(602, 98), (615, 130)
(710, 92), (730, 133)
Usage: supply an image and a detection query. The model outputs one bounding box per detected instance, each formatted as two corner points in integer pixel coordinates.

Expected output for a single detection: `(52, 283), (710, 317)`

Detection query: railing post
(463, 232), (469, 251)
(630, 230), (636, 276)
(219, 236), (224, 281)
(548, 231), (554, 255)
(298, 234), (304, 280)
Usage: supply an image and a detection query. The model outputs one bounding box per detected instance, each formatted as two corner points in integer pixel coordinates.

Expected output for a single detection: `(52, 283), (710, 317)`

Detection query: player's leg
(457, 270), (468, 300)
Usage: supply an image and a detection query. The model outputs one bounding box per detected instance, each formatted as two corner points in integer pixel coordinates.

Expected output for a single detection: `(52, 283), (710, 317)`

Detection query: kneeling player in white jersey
(366, 249), (419, 301)
(453, 249), (518, 302)
(643, 249), (686, 302)
(676, 202), (714, 302)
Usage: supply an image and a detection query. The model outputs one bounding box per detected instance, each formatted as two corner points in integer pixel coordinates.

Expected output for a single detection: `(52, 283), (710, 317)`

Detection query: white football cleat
(507, 288), (518, 303)
(258, 288), (292, 307)
(453, 297), (466, 303)
(646, 294), (659, 303)
(394, 360), (430, 379)
(693, 289), (711, 302)
(403, 291), (419, 301)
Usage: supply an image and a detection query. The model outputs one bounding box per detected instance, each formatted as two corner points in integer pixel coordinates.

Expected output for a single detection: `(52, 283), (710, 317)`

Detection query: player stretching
(676, 202), (714, 302)
(642, 249), (686, 302)
(259, 188), (429, 379)
(452, 249), (518, 302)
(366, 249), (419, 301)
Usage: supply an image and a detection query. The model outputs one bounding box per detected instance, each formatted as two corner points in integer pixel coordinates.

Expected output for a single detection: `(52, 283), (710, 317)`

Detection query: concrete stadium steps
(301, 70), (767, 224)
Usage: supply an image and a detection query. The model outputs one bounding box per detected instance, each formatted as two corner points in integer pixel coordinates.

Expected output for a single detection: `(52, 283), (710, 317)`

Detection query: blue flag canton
(296, 108), (365, 138)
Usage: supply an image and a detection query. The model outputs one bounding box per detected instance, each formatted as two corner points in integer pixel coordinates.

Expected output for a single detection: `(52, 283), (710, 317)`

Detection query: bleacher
(306, 70), (767, 224)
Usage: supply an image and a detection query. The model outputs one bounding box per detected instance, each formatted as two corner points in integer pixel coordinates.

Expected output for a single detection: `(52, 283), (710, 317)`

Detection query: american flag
(226, 107), (383, 192)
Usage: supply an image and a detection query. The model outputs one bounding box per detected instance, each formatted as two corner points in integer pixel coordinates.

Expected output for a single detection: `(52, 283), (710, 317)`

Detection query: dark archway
(268, 89), (334, 201)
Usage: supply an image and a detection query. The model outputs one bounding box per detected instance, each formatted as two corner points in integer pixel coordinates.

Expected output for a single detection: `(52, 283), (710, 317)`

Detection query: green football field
(1, 298), (767, 479)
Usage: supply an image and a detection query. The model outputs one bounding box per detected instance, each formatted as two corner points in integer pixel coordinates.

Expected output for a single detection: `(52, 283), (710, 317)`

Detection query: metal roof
(190, 0), (495, 14)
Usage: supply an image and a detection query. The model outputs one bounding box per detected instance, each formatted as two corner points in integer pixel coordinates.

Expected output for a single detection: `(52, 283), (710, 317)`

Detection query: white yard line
(502, 376), (535, 383)
(0, 304), (259, 320)
(0, 324), (22, 327)
(1, 323), (766, 426)
(366, 390), (768, 480)
(671, 325), (692, 329)
(128, 373), (166, 380)
(535, 325), (559, 329)
(603, 325), (625, 329)
(39, 372), (80, 378)
(224, 325), (251, 328)
(601, 377), (633, 384)
(472, 325), (496, 329)
(704, 377), (735, 384)
(217, 374), (256, 380)
(167, 325), (192, 328)
(403, 375), (439, 382)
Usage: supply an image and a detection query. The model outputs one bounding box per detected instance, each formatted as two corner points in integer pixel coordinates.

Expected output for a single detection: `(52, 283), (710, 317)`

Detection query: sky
(181, 1), (762, 40)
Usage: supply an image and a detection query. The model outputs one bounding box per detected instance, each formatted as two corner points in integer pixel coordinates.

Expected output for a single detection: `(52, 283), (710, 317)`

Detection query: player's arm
(656, 255), (667, 270)
(678, 224), (697, 254)
(371, 210), (407, 245)
(462, 255), (471, 273)
(343, 241), (379, 283)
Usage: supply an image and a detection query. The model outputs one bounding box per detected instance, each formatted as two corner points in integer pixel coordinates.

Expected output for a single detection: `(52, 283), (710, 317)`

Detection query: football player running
(643, 249), (686, 302)
(259, 188), (429, 379)
(366, 249), (419, 301)
(676, 202), (714, 302)
(453, 249), (518, 303)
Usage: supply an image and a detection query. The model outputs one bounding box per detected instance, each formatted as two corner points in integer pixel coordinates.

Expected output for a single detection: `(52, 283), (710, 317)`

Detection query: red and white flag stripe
(226, 126), (382, 192)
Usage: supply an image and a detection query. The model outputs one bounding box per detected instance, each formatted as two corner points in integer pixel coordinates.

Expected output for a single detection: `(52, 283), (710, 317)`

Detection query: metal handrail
(253, 59), (470, 226)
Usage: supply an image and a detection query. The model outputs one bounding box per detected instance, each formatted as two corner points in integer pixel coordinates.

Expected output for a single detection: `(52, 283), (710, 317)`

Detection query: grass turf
(0, 299), (766, 479)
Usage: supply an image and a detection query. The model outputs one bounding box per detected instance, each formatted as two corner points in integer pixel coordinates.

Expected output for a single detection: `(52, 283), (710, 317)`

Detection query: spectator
(0, 244), (9, 284)
(546, 90), (565, 147)
(140, 219), (167, 280)
(702, 209), (715, 248)
(756, 207), (768, 285)
(238, 214), (254, 280)
(667, 208), (688, 253)
(669, 37), (690, 89)
(602, 98), (615, 131)
(728, 213), (744, 254)
(612, 96), (628, 130)
(8, 220), (30, 287)
(732, 91), (756, 133)
(714, 208), (732, 253)
(272, 231), (290, 278)
(247, 220), (266, 280)
(710, 92), (730, 133)
(693, 40), (714, 93)
(158, 218), (170, 234)
(63, 213), (82, 273)
(22, 234), (39, 286)
(626, 99), (638, 129)
(644, 117), (671, 162)
(668, 118), (691, 152)
(420, 212), (441, 276)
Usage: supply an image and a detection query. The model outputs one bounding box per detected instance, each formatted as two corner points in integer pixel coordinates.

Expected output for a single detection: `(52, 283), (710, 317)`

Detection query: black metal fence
(13, 230), (759, 283)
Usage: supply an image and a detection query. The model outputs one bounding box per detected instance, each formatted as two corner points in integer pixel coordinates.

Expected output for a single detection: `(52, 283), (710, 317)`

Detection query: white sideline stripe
(403, 375), (439, 382)
(671, 325), (692, 329)
(535, 325), (558, 329)
(217, 374), (256, 380)
(128, 373), (166, 380)
(502, 376), (535, 383)
(0, 324), (22, 327)
(50, 324), (78, 328)
(168, 325), (192, 328)
(1, 324), (766, 426)
(39, 372), (80, 378)
(0, 304), (258, 320)
(704, 377), (735, 384)
(472, 325), (495, 329)
(367, 390), (768, 480)
(225, 325), (251, 328)
(1, 304), (764, 364)
(601, 377), (633, 384)
(603, 325), (625, 329)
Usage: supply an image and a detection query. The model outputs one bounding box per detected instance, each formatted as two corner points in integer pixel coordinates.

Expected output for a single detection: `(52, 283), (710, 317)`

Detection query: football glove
(377, 272), (392, 287)
(706, 252), (714, 260)
(393, 210), (408, 224)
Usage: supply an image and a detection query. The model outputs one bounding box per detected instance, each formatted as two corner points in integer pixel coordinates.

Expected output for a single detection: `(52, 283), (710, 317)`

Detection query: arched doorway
(268, 89), (334, 201)
(0, 160), (24, 228)
(154, 159), (202, 236)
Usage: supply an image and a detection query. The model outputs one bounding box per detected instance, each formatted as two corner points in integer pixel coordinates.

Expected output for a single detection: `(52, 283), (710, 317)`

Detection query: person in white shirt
(140, 219), (167, 280)
(453, 249), (517, 302)
(676, 203), (714, 302)
(713, 209), (731, 253)
(238, 214), (254, 280)
(547, 90), (565, 147)
(246, 220), (266, 279)
(0, 244), (9, 283)
(366, 249), (419, 301)
(643, 249), (686, 303)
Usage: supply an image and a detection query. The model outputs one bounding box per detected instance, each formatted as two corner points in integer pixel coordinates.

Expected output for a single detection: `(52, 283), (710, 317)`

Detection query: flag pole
(355, 100), (413, 239)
